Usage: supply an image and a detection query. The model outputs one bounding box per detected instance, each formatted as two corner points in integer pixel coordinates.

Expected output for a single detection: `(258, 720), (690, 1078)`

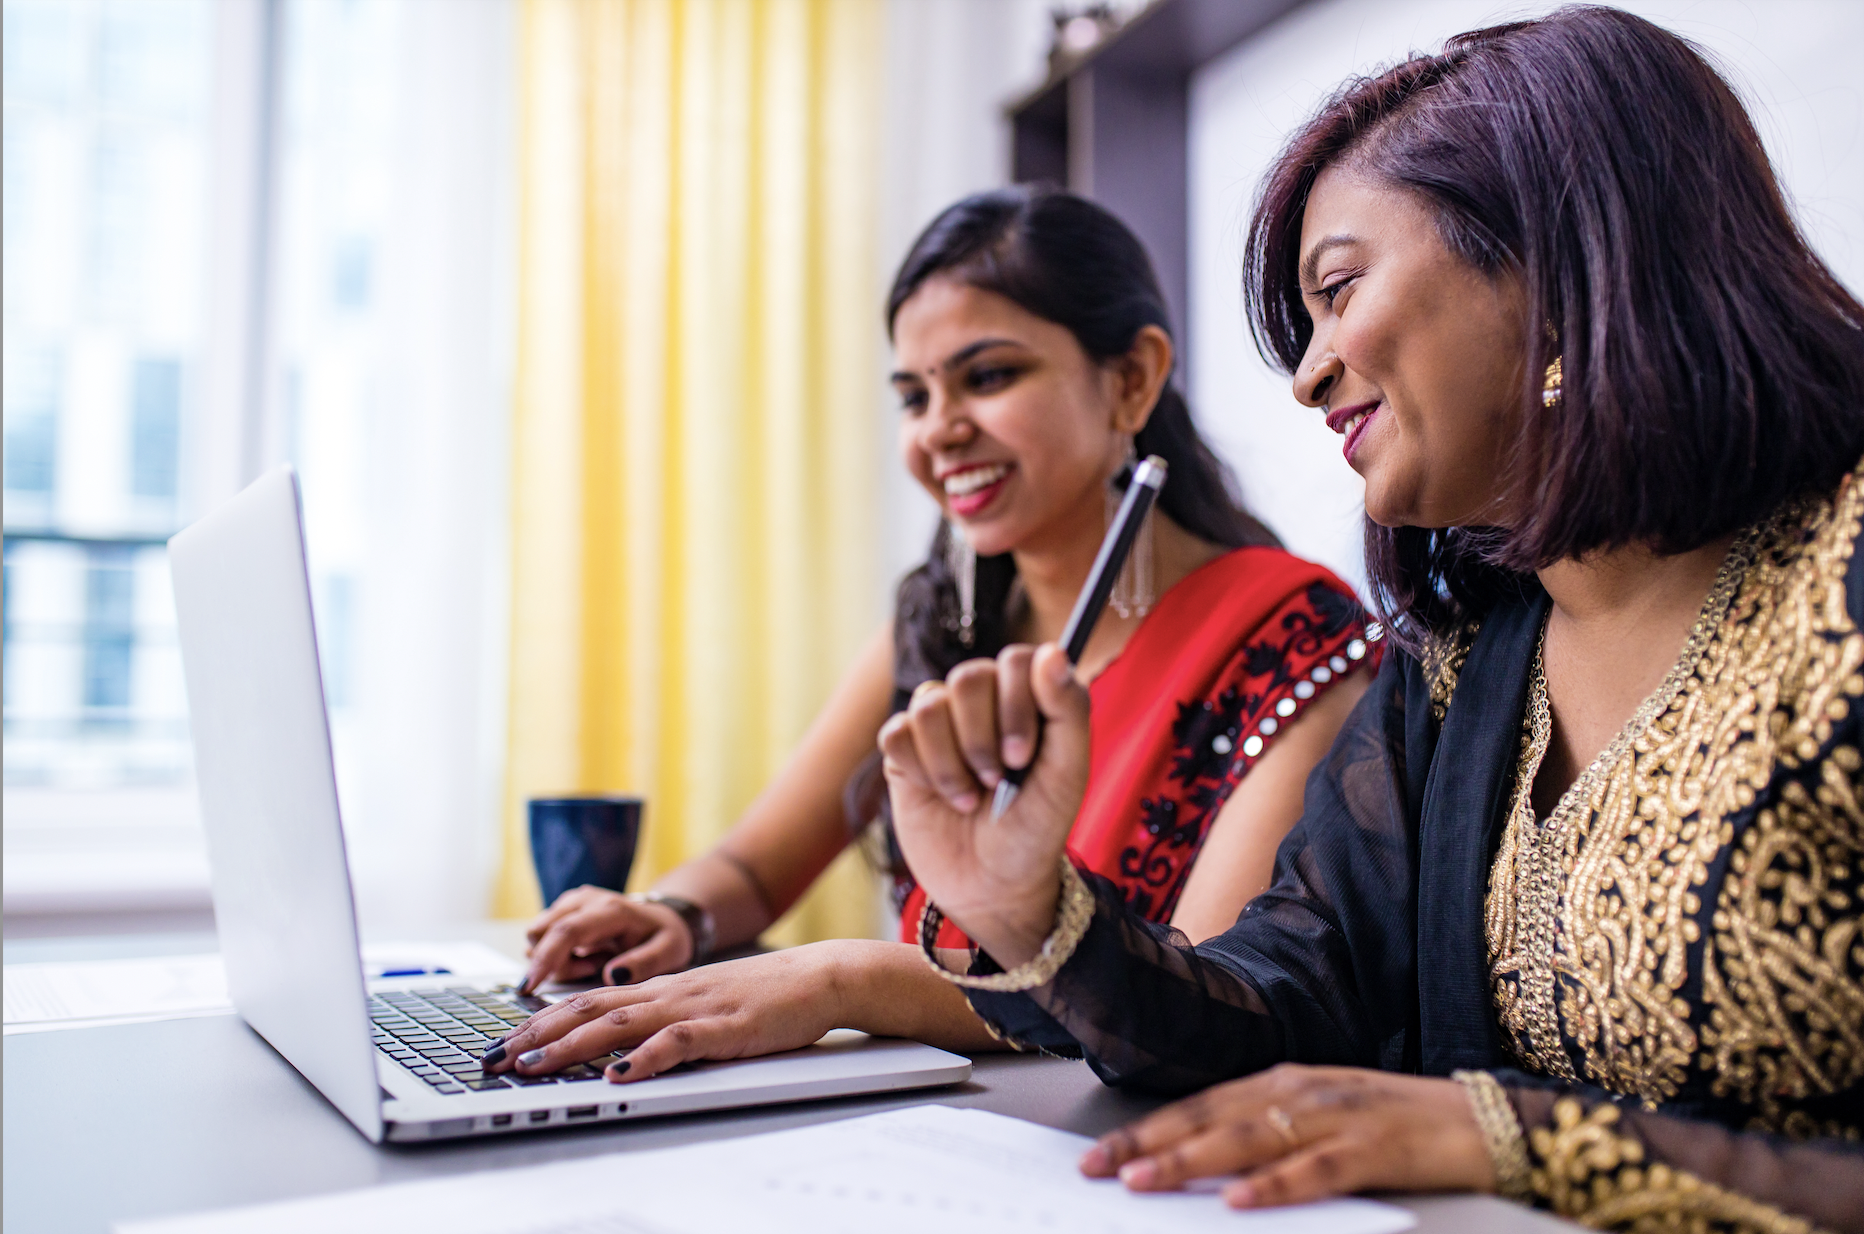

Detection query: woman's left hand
(480, 945), (847, 1083)
(1079, 1064), (1495, 1209)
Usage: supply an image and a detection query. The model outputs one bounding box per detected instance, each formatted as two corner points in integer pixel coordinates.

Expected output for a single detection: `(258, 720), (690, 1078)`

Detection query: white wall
(875, 0), (1053, 600)
(1188, 0), (1864, 596)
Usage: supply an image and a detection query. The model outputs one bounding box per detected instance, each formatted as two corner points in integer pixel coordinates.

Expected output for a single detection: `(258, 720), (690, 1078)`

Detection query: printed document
(3, 954), (230, 1035)
(116, 1104), (1416, 1234)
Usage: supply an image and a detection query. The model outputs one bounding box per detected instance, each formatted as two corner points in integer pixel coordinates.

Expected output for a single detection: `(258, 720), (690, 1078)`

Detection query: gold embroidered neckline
(1492, 526), (1761, 1082)
(1486, 462), (1864, 1126)
(1532, 528), (1759, 827)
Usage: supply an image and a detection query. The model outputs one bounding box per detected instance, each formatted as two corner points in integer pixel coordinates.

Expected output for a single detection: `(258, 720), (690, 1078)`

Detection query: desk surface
(4, 933), (1574, 1233)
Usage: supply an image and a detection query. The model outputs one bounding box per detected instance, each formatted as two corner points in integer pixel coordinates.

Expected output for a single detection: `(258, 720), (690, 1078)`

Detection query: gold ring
(1263, 1104), (1299, 1151)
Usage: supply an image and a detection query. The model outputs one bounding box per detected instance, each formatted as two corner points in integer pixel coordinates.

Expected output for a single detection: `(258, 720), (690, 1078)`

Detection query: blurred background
(6, 0), (1862, 944)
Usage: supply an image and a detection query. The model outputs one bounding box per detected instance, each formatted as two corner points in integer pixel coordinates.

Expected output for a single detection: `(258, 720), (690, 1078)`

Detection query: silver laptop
(168, 466), (971, 1143)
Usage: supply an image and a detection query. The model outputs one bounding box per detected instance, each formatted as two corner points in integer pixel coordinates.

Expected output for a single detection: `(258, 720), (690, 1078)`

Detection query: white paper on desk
(3, 955), (232, 1035)
(115, 1105), (1417, 1234)
(4, 941), (522, 1035)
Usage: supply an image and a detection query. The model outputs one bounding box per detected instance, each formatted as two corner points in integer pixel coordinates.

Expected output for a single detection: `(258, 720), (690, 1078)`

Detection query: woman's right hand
(521, 886), (694, 993)
(485, 945), (849, 1082)
(878, 643), (1092, 968)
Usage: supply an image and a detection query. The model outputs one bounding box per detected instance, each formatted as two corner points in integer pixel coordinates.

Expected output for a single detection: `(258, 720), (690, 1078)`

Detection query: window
(130, 357), (183, 506)
(3, 0), (209, 794)
(5, 0), (516, 931)
(3, 345), (61, 500)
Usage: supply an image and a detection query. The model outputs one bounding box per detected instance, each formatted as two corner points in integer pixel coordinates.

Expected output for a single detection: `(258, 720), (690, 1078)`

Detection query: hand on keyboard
(373, 988), (621, 1095)
(521, 886), (695, 994)
(478, 947), (847, 1084)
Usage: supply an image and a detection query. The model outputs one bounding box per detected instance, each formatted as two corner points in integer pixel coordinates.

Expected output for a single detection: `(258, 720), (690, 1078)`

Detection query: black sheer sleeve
(1490, 1071), (1864, 1233)
(966, 650), (1426, 1093)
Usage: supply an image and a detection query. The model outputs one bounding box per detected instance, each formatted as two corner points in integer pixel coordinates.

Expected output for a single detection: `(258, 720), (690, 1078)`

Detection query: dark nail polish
(479, 1044), (507, 1067)
(606, 966), (631, 985)
(606, 1059), (631, 1080)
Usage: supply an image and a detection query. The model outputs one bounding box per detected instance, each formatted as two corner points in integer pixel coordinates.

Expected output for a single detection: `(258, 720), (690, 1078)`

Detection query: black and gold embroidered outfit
(965, 464), (1864, 1232)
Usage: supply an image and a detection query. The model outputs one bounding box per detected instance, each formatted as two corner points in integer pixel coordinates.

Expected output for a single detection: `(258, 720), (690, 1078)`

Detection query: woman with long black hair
(881, 8), (1864, 1229)
(487, 188), (1375, 1079)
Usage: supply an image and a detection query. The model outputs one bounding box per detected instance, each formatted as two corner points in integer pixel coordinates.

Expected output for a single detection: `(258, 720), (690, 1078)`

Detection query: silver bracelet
(917, 858), (1095, 992)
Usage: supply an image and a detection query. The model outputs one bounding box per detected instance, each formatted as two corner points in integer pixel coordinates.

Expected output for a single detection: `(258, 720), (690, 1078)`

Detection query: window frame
(4, 0), (284, 924)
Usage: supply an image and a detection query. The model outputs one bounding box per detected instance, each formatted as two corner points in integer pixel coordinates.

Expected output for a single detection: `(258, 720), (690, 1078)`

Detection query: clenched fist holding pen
(877, 641), (1090, 970)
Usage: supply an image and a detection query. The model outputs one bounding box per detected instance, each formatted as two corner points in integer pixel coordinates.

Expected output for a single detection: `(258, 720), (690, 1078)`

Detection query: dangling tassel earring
(945, 521), (976, 647)
(1542, 355), (1563, 409)
(1106, 437), (1156, 619)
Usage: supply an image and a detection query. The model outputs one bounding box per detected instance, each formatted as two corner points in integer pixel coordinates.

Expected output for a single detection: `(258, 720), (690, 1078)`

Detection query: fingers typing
(605, 926), (689, 985)
(520, 918), (585, 994)
(484, 987), (657, 1073)
(520, 895), (672, 993)
(523, 888), (591, 947)
(603, 1018), (713, 1085)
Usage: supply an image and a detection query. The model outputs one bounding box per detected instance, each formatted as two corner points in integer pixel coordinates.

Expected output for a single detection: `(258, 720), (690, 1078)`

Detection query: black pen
(989, 454), (1168, 820)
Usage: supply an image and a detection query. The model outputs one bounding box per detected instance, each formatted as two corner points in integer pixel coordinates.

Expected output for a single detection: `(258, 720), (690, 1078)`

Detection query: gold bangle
(1453, 1069), (1533, 1202)
(917, 858), (1094, 992)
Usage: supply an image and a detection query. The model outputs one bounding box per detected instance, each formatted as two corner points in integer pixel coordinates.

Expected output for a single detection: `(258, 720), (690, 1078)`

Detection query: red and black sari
(898, 546), (1378, 946)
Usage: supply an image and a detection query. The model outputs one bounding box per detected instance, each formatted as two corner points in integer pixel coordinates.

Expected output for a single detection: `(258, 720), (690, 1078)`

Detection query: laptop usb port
(567, 1106), (597, 1119)
(491, 1114), (512, 1127)
(529, 1110), (551, 1124)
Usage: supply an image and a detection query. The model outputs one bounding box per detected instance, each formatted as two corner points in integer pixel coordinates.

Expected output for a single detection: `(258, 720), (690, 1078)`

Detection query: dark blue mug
(528, 796), (643, 907)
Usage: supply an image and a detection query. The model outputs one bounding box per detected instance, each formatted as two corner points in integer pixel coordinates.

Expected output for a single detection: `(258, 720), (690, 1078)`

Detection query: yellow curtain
(498, 0), (884, 949)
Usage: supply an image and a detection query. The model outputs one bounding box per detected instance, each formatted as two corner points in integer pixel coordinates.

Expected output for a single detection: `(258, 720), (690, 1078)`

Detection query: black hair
(1245, 5), (1864, 649)
(848, 185), (1279, 875)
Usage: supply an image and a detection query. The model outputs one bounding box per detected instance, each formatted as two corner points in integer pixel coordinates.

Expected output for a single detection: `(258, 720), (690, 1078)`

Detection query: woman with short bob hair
(880, 7), (1864, 1228)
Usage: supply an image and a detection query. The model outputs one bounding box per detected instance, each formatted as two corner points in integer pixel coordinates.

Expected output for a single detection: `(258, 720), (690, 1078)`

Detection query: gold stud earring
(1542, 355), (1563, 409)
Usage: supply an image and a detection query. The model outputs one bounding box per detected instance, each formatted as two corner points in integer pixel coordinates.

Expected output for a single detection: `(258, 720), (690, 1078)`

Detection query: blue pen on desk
(990, 454), (1168, 820)
(376, 966), (453, 978)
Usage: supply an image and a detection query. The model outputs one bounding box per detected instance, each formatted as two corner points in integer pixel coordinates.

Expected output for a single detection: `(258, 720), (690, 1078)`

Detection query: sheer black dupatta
(962, 591), (1549, 1090)
(1412, 591), (1546, 1075)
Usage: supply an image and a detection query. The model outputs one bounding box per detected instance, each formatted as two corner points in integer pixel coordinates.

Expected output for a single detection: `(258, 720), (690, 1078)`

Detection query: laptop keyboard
(371, 987), (623, 1096)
